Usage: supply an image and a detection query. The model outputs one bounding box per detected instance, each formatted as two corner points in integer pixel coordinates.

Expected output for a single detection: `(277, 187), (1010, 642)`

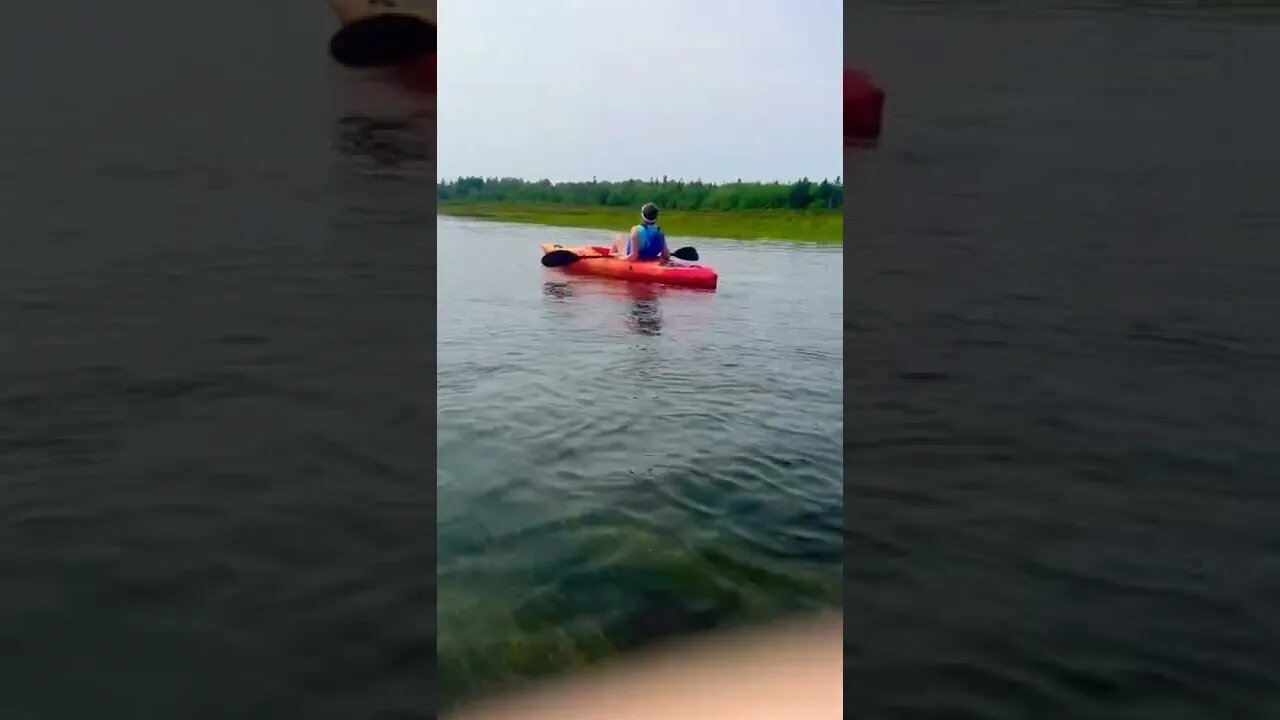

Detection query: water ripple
(849, 4), (1280, 718)
(437, 217), (842, 708)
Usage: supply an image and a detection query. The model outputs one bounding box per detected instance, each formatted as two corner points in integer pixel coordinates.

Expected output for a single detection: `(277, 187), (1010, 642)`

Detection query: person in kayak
(611, 202), (671, 263)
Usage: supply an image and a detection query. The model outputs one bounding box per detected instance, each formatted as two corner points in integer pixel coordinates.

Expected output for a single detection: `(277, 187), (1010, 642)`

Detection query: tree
(436, 176), (843, 210)
(789, 178), (814, 209)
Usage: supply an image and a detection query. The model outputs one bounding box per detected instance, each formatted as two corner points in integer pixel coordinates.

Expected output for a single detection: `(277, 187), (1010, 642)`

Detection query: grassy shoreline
(438, 202), (843, 243)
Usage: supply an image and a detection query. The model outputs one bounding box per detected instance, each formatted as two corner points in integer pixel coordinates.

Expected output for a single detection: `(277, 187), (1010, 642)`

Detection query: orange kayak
(539, 244), (718, 291)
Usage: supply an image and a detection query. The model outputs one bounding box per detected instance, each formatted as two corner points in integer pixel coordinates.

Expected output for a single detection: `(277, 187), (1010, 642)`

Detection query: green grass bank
(439, 203), (843, 244)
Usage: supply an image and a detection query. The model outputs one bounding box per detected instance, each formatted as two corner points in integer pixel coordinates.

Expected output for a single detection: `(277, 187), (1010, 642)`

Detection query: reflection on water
(541, 278), (668, 336)
(541, 280), (574, 300)
(332, 112), (434, 179)
(330, 67), (435, 181)
(626, 297), (662, 336)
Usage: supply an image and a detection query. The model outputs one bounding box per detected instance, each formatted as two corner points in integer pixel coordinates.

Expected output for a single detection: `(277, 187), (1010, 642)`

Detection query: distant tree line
(437, 176), (844, 210)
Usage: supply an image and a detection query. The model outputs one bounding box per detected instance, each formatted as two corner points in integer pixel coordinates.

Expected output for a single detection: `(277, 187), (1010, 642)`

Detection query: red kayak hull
(540, 244), (719, 291)
(845, 68), (885, 142)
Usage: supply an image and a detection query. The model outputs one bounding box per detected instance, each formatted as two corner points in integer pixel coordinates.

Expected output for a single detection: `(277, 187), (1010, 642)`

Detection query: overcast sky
(436, 0), (842, 183)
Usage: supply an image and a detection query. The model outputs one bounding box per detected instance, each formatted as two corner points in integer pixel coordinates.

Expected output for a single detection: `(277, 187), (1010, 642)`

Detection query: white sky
(436, 0), (842, 183)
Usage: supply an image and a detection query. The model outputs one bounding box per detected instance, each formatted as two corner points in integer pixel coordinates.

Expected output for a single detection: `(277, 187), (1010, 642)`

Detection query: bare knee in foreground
(448, 611), (842, 720)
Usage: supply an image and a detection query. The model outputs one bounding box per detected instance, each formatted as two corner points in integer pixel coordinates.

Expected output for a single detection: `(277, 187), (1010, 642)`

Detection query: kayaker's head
(640, 203), (659, 226)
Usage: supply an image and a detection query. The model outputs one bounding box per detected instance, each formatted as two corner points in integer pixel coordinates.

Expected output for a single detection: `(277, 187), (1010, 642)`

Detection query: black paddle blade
(329, 14), (436, 68)
(541, 250), (582, 268)
(672, 246), (699, 261)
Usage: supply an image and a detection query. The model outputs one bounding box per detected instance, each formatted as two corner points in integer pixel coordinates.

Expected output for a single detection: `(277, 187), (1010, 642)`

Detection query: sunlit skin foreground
(439, 203), (844, 243)
(447, 611), (842, 719)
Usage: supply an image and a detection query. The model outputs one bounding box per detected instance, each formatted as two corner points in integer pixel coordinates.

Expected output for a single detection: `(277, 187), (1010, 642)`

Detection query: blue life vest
(626, 223), (666, 261)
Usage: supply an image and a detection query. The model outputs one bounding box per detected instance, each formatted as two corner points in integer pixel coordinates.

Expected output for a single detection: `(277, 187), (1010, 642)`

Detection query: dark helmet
(641, 203), (659, 224)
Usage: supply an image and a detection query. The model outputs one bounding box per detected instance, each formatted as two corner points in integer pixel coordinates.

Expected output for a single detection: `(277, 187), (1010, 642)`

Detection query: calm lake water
(1, 2), (434, 717)
(436, 216), (844, 708)
(848, 3), (1280, 719)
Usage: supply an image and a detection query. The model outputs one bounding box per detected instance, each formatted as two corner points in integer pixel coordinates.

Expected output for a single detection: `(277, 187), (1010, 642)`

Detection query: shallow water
(436, 217), (844, 708)
(847, 3), (1280, 718)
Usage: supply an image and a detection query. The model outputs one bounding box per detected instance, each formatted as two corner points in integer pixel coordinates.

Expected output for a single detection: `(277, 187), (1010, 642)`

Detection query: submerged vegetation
(437, 522), (841, 711)
(438, 176), (844, 243)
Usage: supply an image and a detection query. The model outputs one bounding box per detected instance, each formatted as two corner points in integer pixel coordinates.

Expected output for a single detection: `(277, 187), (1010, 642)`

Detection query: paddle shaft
(542, 246), (698, 268)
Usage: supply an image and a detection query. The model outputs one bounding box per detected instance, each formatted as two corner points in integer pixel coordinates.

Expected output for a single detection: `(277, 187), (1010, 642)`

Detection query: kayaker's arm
(625, 227), (642, 262)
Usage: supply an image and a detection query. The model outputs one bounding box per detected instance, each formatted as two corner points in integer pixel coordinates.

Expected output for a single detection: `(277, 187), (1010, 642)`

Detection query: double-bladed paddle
(329, 13), (436, 68)
(541, 246), (699, 268)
